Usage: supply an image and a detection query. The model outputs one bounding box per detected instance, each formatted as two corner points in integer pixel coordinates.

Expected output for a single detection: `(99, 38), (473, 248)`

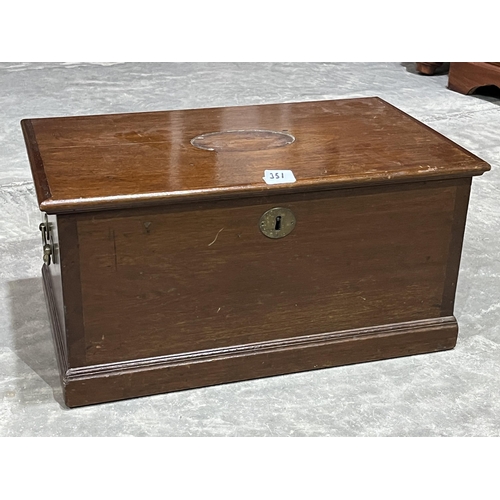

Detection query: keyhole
(259, 208), (295, 239)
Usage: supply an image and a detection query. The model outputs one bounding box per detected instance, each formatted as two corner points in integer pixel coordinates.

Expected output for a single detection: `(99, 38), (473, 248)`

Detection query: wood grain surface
(63, 179), (463, 365)
(42, 266), (459, 407)
(21, 97), (490, 214)
(64, 317), (458, 407)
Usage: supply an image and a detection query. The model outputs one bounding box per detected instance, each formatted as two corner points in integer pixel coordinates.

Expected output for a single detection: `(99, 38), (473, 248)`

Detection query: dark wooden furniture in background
(415, 62), (444, 76)
(448, 62), (500, 95)
(21, 98), (490, 407)
(416, 62), (500, 95)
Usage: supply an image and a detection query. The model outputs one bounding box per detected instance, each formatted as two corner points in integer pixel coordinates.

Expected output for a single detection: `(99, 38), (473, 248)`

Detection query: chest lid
(22, 97), (490, 214)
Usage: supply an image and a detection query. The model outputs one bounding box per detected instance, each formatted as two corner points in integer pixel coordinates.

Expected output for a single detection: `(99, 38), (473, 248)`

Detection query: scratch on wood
(112, 229), (118, 270)
(208, 228), (224, 247)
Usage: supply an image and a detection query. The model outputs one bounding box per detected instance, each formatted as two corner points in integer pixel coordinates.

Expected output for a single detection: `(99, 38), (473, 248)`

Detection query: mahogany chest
(21, 97), (490, 407)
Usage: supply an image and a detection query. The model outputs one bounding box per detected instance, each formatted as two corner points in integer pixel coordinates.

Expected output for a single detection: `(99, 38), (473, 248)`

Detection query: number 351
(269, 172), (284, 179)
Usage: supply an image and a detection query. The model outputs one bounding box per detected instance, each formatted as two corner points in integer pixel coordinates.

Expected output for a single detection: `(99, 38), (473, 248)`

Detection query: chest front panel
(72, 180), (462, 365)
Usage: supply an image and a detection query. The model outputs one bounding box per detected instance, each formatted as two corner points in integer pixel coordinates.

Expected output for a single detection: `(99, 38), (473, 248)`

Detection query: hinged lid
(22, 97), (490, 214)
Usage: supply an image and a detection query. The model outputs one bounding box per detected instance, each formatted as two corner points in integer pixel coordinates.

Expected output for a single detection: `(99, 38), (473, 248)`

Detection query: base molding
(43, 266), (458, 408)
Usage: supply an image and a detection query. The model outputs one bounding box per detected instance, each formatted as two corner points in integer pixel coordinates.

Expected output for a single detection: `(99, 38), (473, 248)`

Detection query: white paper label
(263, 170), (296, 185)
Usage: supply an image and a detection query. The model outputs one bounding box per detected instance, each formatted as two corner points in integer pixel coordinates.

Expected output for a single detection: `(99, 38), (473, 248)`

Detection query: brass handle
(39, 215), (52, 265)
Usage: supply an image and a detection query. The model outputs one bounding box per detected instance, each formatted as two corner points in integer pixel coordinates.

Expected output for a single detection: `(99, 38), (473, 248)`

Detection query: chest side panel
(76, 180), (463, 365)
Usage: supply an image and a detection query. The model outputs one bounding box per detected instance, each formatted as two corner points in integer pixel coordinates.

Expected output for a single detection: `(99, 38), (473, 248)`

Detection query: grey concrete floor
(0, 62), (498, 436)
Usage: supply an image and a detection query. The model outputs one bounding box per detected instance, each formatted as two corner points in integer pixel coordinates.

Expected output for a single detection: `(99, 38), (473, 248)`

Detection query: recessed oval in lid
(190, 130), (295, 152)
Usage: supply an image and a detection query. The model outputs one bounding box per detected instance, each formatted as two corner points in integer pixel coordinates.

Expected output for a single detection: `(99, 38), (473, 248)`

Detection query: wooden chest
(21, 97), (490, 407)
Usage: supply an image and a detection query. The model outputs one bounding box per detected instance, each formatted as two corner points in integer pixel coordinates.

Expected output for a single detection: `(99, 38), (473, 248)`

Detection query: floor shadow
(470, 85), (500, 105)
(401, 62), (450, 75)
(8, 276), (67, 408)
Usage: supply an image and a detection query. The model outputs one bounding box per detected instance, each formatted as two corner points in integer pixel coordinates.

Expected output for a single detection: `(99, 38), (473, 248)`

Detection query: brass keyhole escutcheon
(259, 207), (296, 239)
